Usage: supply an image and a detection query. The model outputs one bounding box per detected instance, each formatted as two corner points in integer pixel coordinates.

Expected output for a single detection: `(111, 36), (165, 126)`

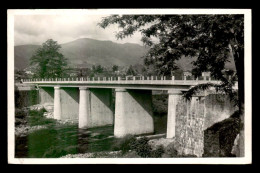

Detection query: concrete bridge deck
(22, 77), (232, 90)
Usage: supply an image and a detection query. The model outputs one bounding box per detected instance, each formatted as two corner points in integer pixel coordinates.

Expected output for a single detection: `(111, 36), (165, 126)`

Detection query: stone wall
(174, 94), (237, 157)
(175, 96), (205, 156)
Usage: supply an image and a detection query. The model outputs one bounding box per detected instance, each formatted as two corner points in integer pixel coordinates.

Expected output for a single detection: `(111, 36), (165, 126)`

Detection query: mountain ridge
(14, 38), (148, 70)
(14, 38), (236, 71)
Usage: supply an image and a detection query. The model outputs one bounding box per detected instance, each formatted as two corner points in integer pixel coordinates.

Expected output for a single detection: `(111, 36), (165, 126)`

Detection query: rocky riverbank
(15, 104), (79, 137)
(61, 137), (177, 158)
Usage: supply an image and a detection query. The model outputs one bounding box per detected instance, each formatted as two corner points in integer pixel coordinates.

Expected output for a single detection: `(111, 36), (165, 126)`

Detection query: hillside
(14, 38), (149, 70)
(14, 38), (236, 71)
(175, 55), (236, 72)
(15, 45), (40, 70)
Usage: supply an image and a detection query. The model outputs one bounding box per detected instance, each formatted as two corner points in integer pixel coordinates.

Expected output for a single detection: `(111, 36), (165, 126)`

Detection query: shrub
(165, 144), (178, 157)
(150, 145), (165, 158)
(28, 108), (47, 117)
(27, 108), (56, 126)
(15, 108), (28, 119)
(130, 137), (152, 158)
(112, 135), (137, 154)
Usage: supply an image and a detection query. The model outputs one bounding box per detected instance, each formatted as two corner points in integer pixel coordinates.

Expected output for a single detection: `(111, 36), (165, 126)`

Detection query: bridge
(22, 76), (237, 138)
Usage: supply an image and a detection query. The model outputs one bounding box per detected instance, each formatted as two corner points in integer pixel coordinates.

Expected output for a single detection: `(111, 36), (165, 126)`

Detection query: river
(15, 114), (167, 158)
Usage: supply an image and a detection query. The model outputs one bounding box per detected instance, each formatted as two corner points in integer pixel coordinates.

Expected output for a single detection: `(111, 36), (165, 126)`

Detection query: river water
(15, 114), (167, 158)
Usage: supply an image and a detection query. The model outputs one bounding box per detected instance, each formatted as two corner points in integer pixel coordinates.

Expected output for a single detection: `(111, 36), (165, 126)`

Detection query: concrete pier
(114, 88), (154, 137)
(53, 86), (61, 120)
(79, 87), (91, 128)
(166, 89), (182, 138)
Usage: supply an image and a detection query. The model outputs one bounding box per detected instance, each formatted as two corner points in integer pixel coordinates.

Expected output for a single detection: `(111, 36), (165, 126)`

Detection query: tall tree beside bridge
(99, 14), (244, 156)
(29, 39), (69, 78)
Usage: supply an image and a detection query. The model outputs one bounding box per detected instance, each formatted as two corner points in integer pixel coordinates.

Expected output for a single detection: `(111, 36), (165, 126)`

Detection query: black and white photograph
(7, 9), (252, 164)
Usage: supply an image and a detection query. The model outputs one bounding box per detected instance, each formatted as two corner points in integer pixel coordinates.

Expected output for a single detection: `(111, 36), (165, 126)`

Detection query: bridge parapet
(21, 76), (223, 86)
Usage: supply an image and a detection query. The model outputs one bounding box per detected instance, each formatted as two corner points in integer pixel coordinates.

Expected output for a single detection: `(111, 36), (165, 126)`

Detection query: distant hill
(15, 45), (40, 70)
(14, 38), (149, 70)
(175, 55), (236, 72)
(14, 38), (236, 71)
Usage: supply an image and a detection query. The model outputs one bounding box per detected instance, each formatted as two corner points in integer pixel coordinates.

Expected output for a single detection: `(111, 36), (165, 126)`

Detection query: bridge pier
(78, 88), (113, 128)
(54, 86), (61, 120)
(166, 89), (182, 138)
(114, 88), (154, 138)
(79, 87), (91, 128)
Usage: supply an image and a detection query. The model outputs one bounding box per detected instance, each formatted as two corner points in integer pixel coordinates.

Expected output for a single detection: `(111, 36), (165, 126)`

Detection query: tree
(92, 65), (104, 74)
(126, 65), (137, 76)
(99, 14), (244, 156)
(14, 69), (28, 82)
(30, 39), (69, 78)
(112, 65), (119, 72)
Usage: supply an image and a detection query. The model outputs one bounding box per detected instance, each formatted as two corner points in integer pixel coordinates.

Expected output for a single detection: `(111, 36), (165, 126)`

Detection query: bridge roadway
(22, 78), (223, 91)
(21, 77), (237, 138)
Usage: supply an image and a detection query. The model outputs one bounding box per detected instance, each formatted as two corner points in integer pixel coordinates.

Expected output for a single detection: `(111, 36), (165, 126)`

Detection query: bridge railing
(21, 75), (217, 83)
(20, 76), (238, 90)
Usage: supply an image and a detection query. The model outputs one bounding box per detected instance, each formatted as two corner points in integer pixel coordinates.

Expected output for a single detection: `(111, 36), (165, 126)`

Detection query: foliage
(92, 65), (104, 74)
(30, 39), (69, 78)
(129, 137), (152, 158)
(15, 108), (29, 119)
(27, 108), (56, 126)
(15, 69), (29, 81)
(99, 15), (243, 76)
(182, 77), (238, 106)
(150, 145), (165, 158)
(43, 145), (77, 158)
(165, 144), (178, 157)
(126, 65), (137, 76)
(203, 111), (240, 157)
(112, 135), (137, 154)
(112, 65), (119, 72)
(99, 14), (243, 106)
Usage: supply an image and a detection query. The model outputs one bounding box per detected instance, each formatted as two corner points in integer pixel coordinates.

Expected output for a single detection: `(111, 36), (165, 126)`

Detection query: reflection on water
(15, 114), (167, 158)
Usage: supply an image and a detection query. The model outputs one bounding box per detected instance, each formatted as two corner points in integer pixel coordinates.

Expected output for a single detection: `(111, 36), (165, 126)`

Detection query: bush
(27, 108), (56, 126)
(15, 108), (28, 119)
(165, 144), (178, 157)
(150, 145), (165, 158)
(130, 137), (152, 158)
(112, 135), (137, 154)
(28, 108), (47, 117)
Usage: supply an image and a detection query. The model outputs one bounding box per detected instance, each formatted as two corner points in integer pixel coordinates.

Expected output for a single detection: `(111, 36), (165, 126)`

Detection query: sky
(14, 14), (144, 46)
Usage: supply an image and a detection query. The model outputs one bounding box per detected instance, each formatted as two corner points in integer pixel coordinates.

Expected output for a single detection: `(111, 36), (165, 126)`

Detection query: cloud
(14, 14), (144, 46)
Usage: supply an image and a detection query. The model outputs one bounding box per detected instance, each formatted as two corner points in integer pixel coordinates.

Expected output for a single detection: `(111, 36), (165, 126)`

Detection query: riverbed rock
(28, 104), (44, 111)
(148, 138), (175, 150)
(15, 124), (48, 136)
(61, 151), (122, 158)
(43, 103), (54, 112)
(43, 112), (54, 119)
